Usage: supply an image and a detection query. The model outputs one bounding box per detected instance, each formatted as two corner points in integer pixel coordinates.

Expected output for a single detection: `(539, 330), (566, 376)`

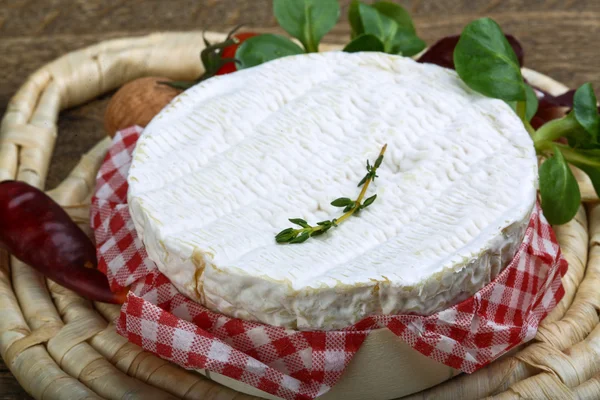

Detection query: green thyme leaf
(539, 146), (581, 225)
(331, 197), (354, 207)
(273, 0), (340, 53)
(235, 34), (304, 70)
(275, 228), (297, 243)
(362, 194), (377, 208)
(289, 218), (310, 228)
(357, 174), (369, 187)
(453, 18), (526, 102)
(276, 227), (294, 236)
(289, 231), (310, 244)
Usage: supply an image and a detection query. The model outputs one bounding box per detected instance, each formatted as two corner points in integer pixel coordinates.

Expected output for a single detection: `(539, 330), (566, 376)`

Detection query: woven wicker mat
(0, 31), (598, 400)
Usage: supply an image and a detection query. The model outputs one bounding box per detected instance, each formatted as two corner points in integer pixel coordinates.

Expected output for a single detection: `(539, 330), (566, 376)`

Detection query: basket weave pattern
(0, 32), (598, 400)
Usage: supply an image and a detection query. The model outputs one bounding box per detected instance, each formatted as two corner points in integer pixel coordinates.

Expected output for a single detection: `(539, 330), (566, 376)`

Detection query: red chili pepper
(0, 180), (127, 304)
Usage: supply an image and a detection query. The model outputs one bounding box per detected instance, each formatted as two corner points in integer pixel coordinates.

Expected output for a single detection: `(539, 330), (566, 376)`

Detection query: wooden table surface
(1, 0), (598, 398)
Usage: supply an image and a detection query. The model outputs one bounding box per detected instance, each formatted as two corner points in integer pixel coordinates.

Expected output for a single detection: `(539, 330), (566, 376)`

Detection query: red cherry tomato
(217, 32), (259, 75)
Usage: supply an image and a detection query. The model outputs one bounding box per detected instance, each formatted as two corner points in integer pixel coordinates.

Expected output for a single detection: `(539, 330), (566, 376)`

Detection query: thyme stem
(335, 143), (387, 225)
(275, 144), (387, 244)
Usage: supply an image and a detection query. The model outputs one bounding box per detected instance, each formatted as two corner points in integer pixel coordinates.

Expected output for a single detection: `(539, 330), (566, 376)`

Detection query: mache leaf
(343, 34), (385, 53)
(508, 84), (538, 122)
(453, 18), (526, 102)
(539, 146), (581, 225)
(390, 30), (426, 57)
(418, 34), (524, 70)
(236, 34), (304, 69)
(372, 1), (424, 55)
(573, 83), (600, 141)
(525, 84), (539, 122)
(348, 0), (364, 39)
(358, 2), (425, 56)
(574, 164), (600, 198)
(358, 3), (397, 52)
(273, 0), (340, 52)
(562, 147), (600, 197)
(372, 1), (416, 34)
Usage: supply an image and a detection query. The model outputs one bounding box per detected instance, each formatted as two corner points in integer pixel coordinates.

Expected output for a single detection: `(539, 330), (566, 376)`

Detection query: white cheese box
(196, 327), (461, 400)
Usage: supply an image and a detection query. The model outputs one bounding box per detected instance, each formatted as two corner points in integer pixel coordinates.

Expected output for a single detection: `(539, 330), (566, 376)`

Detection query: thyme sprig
(275, 144), (387, 244)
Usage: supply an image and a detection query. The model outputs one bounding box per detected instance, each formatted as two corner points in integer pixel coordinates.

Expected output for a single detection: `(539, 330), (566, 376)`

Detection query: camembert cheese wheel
(128, 52), (537, 331)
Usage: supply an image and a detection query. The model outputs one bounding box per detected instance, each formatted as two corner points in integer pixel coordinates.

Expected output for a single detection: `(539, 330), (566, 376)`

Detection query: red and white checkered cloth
(91, 126), (568, 400)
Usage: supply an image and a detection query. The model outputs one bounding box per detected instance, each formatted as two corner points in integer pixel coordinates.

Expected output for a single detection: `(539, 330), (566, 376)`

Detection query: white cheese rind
(128, 52), (538, 330)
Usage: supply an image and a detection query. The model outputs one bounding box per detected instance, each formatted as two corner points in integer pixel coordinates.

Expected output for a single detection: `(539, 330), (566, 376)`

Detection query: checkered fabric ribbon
(91, 126), (568, 400)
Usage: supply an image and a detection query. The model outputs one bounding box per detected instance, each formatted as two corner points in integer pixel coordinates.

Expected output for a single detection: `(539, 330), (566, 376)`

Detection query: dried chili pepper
(0, 180), (127, 304)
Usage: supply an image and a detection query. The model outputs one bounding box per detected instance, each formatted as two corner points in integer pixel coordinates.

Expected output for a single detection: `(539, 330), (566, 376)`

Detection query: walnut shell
(104, 76), (182, 137)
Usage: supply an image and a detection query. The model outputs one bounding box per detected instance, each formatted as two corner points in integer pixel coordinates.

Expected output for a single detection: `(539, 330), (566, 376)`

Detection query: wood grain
(0, 0), (598, 398)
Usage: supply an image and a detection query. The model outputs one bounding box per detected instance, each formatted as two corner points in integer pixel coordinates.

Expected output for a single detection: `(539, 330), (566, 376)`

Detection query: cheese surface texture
(128, 52), (538, 330)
